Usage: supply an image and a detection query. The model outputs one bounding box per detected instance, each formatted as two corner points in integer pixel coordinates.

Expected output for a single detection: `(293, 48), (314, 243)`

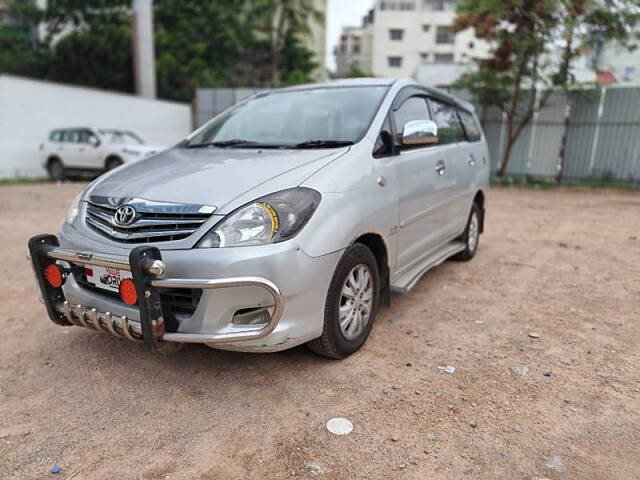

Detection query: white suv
(40, 127), (164, 180)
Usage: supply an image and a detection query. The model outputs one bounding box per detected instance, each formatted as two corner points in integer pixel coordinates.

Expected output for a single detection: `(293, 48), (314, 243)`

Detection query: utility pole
(132, 0), (157, 99)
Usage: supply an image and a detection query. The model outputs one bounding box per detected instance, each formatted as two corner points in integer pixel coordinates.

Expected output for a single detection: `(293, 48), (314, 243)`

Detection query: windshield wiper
(186, 139), (258, 148)
(186, 139), (288, 149)
(290, 140), (355, 149)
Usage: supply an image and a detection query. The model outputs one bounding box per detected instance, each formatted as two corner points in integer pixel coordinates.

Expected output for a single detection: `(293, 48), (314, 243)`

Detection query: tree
(1, 0), (321, 102)
(250, 0), (323, 85)
(454, 0), (640, 179)
(0, 0), (46, 77)
(454, 0), (558, 178)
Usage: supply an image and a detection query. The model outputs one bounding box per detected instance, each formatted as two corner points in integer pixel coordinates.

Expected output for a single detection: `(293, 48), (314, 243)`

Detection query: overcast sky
(325, 0), (375, 71)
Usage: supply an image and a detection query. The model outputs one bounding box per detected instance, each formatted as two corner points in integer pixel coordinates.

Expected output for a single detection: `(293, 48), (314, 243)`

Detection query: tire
(105, 157), (123, 171)
(47, 158), (65, 181)
(452, 202), (482, 261)
(307, 243), (380, 359)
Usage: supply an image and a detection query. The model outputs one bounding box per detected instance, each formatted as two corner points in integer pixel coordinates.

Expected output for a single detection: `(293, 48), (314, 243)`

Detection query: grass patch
(492, 175), (640, 191)
(0, 177), (50, 186)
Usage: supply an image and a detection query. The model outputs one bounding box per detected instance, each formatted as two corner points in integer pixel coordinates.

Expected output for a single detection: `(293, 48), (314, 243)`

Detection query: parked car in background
(40, 127), (164, 180)
(29, 78), (489, 359)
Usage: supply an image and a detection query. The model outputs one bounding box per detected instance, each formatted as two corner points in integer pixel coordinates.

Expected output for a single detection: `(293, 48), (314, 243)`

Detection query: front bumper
(28, 234), (286, 352)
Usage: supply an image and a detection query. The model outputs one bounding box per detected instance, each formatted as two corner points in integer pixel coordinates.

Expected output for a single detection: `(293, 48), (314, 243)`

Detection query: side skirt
(390, 241), (466, 295)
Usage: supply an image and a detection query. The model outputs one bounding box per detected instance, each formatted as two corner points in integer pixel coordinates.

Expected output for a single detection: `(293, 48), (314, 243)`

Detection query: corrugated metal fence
(480, 86), (640, 183)
(196, 85), (640, 183)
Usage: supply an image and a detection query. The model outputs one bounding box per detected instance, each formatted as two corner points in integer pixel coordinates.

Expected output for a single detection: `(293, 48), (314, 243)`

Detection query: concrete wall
(0, 75), (192, 179)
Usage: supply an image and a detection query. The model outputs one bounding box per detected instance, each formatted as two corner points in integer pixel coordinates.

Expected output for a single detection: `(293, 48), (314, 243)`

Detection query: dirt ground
(0, 183), (639, 480)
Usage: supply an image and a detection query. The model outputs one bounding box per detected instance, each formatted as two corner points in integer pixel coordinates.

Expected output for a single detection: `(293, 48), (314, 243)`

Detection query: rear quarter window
(459, 110), (482, 142)
(50, 131), (62, 142)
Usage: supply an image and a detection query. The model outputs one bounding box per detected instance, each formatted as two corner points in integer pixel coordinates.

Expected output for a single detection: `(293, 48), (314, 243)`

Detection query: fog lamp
(232, 307), (271, 326)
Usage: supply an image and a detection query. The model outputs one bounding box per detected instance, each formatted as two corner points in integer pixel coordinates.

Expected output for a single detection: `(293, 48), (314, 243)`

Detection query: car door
(427, 98), (469, 240)
(392, 95), (451, 273)
(78, 129), (103, 169)
(61, 129), (84, 168)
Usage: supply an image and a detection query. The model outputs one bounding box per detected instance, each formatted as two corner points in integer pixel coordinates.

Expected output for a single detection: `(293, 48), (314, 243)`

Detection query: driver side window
(393, 96), (429, 148)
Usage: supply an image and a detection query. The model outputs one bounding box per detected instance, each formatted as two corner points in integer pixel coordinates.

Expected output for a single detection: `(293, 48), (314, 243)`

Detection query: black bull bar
(28, 234), (284, 352)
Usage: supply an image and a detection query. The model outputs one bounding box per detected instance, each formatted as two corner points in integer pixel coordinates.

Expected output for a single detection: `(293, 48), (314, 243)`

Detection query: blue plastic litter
(543, 371), (552, 377)
(51, 465), (61, 474)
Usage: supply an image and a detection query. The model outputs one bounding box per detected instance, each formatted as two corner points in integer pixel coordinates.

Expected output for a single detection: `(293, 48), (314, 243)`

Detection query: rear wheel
(47, 158), (65, 181)
(452, 202), (481, 261)
(307, 243), (380, 359)
(105, 157), (123, 171)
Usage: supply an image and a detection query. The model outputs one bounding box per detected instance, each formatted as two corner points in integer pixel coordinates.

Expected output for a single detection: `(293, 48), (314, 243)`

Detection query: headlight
(197, 188), (321, 248)
(65, 192), (82, 226)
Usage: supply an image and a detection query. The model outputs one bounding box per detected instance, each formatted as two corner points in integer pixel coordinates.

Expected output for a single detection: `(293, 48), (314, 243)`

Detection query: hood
(87, 146), (349, 213)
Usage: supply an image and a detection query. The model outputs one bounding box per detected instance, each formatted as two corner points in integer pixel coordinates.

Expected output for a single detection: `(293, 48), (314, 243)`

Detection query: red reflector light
(84, 267), (94, 277)
(119, 278), (138, 305)
(44, 264), (64, 288)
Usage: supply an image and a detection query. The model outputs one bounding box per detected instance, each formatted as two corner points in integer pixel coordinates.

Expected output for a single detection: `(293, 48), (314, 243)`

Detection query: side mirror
(402, 120), (439, 146)
(90, 137), (101, 148)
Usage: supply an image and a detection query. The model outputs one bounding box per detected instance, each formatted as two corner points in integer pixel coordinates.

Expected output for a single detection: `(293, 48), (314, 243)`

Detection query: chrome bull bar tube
(28, 234), (284, 351)
(57, 301), (143, 341)
(46, 247), (131, 271)
(153, 277), (284, 344)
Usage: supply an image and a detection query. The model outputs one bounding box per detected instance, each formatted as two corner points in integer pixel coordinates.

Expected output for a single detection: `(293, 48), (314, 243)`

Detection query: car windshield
(99, 129), (145, 145)
(185, 86), (389, 149)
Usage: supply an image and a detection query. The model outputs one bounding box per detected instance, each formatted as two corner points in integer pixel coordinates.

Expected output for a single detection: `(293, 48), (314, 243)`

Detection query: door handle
(468, 154), (476, 167)
(435, 160), (446, 176)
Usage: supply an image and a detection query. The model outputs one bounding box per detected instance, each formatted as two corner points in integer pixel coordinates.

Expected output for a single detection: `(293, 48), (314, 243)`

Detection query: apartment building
(335, 0), (488, 80)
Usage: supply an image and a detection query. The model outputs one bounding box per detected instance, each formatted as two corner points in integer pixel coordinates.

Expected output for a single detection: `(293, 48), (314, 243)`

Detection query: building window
(388, 56), (403, 68)
(381, 1), (416, 10)
(436, 26), (454, 44)
(425, 0), (458, 11)
(389, 29), (404, 41)
(422, 24), (431, 32)
(434, 53), (454, 63)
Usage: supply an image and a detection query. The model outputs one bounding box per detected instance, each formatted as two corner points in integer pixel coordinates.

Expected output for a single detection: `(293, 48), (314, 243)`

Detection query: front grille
(85, 201), (213, 243)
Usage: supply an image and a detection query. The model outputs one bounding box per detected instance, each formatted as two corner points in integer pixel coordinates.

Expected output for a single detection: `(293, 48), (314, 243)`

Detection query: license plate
(85, 265), (133, 293)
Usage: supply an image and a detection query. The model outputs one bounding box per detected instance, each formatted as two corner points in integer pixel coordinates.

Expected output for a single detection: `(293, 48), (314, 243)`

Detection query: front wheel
(452, 202), (481, 261)
(307, 243), (380, 359)
(47, 158), (65, 181)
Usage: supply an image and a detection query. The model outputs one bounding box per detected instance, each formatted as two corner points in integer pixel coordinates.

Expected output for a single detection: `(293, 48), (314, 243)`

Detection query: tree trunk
(555, 99), (572, 183)
(555, 23), (575, 184)
(496, 118), (515, 178)
(497, 139), (515, 178)
(270, 1), (289, 85)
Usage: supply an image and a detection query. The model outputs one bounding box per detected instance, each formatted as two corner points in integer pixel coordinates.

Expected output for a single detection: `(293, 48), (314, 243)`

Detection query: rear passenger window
(458, 110), (482, 142)
(393, 96), (429, 146)
(428, 98), (465, 145)
(67, 131), (80, 143)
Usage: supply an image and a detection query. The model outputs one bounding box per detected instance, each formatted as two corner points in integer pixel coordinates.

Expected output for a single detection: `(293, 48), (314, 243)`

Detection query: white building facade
(335, 0), (488, 81)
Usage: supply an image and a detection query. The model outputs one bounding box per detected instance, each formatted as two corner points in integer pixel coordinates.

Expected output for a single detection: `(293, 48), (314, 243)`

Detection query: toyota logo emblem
(113, 205), (137, 226)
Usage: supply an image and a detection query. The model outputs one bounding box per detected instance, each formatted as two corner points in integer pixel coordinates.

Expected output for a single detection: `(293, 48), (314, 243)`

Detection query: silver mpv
(29, 78), (489, 359)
